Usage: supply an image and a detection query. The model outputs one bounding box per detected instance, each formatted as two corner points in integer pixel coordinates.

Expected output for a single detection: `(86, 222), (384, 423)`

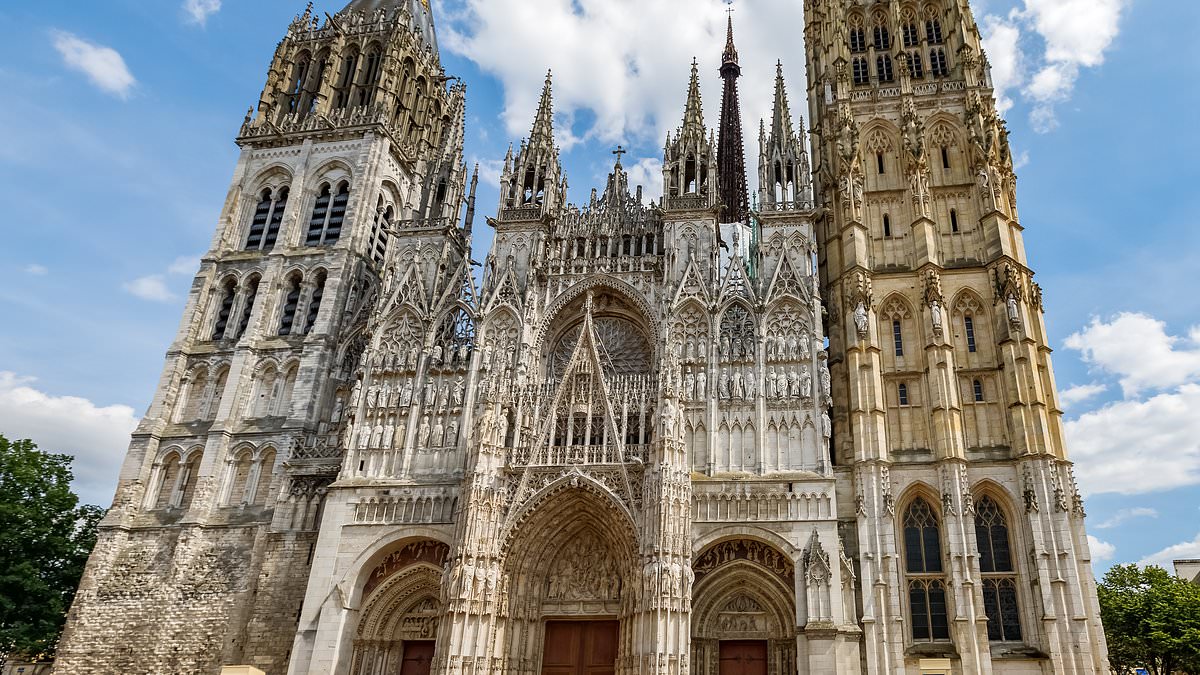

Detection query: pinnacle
(771, 61), (794, 141)
(682, 59), (705, 134)
(528, 69), (555, 147)
(723, 12), (739, 66)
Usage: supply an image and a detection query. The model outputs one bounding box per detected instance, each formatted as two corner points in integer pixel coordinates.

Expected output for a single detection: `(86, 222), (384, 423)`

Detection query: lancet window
(853, 58), (869, 85)
(212, 277), (237, 340)
(306, 181), (349, 246)
(333, 47), (360, 109)
(354, 46), (382, 107)
(234, 275), (260, 340)
(976, 496), (1022, 642)
(719, 304), (757, 362)
(369, 198), (392, 265)
(903, 497), (950, 641)
(434, 308), (475, 368)
(278, 273), (302, 336)
(304, 271), (326, 335)
(244, 187), (288, 252)
(877, 54), (895, 83)
(287, 52), (310, 114)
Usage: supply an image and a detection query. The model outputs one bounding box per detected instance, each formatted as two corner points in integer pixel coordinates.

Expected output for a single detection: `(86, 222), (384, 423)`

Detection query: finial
(612, 145), (627, 168)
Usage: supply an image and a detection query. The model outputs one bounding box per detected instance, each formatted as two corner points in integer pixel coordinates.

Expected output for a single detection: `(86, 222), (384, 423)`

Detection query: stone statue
(787, 369), (799, 398)
(418, 417), (431, 447)
(799, 332), (811, 358)
(452, 376), (465, 407)
(430, 344), (443, 364)
(683, 369), (695, 401)
(432, 419), (444, 447)
(401, 379), (414, 406)
(732, 370), (745, 400)
(746, 372), (757, 398)
(481, 341), (494, 370)
(766, 367), (778, 398)
(382, 423), (395, 449)
(1007, 295), (1020, 325)
(930, 300), (943, 332)
(697, 370), (707, 399)
(853, 302), (869, 337)
(821, 412), (832, 439)
(801, 365), (812, 398)
(820, 363), (832, 399)
(719, 370), (731, 400)
(448, 420), (459, 445)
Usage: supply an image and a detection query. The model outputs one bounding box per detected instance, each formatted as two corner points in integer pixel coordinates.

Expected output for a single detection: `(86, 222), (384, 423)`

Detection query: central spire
(717, 10), (749, 224)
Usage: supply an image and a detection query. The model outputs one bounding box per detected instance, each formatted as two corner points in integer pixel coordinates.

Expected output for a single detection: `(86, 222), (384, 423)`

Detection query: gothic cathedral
(54, 1), (1109, 674)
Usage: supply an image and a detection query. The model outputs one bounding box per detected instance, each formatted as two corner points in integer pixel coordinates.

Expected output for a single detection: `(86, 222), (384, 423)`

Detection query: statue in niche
(366, 385), (379, 409)
(732, 336), (744, 360)
(356, 426), (370, 449)
(452, 376), (465, 407)
(732, 370), (745, 400)
(430, 344), (443, 365)
(786, 334), (798, 360)
(684, 369), (695, 401)
(719, 370), (731, 400)
(787, 368), (800, 398)
(801, 365), (813, 398)
(820, 362), (831, 399)
(697, 370), (707, 399)
(456, 343), (470, 367)
(432, 419), (444, 447)
(766, 336), (777, 361)
(746, 372), (757, 399)
(401, 379), (414, 407)
(382, 421), (395, 449)
(481, 341), (494, 370)
(930, 300), (943, 335)
(853, 301), (869, 338)
(822, 412), (832, 440)
(332, 396), (345, 423)
(448, 420), (459, 445)
(498, 408), (511, 446)
(685, 338), (695, 362)
(720, 335), (731, 360)
(800, 332), (811, 358)
(424, 382), (436, 406)
(394, 422), (406, 448)
(349, 379), (362, 409)
(660, 399), (677, 437)
(698, 339), (708, 362)
(418, 417), (431, 448)
(406, 346), (419, 370)
(371, 424), (385, 449)
(438, 383), (450, 410)
(1007, 295), (1021, 326)
(766, 367), (778, 398)
(381, 382), (392, 408)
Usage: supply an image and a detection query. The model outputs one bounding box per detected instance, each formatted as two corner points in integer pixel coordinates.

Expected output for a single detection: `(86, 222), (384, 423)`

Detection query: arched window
(950, 208), (960, 232)
(225, 450), (254, 505)
(904, 498), (950, 641)
(873, 24), (891, 50)
(883, 214), (892, 237)
(287, 53), (310, 113)
(902, 21), (920, 47)
(852, 57), (870, 85)
(234, 275), (260, 340)
(307, 50), (330, 113)
(877, 54), (895, 83)
(212, 278), (237, 340)
(893, 319), (904, 356)
(205, 367), (228, 420)
(973, 379), (985, 402)
(850, 27), (867, 53)
(906, 52), (925, 78)
(278, 274), (302, 336)
(244, 187), (288, 251)
(877, 152), (886, 174)
(926, 18), (944, 44)
(355, 47), (382, 107)
(898, 382), (910, 406)
(306, 181), (349, 246)
(976, 496), (1022, 642)
(964, 315), (977, 352)
(303, 272), (326, 335)
(175, 452), (202, 510)
(369, 200), (392, 265)
(252, 449), (276, 505)
(333, 48), (360, 109)
(930, 48), (949, 77)
(252, 365), (278, 418)
(940, 145), (951, 169)
(153, 452), (182, 509)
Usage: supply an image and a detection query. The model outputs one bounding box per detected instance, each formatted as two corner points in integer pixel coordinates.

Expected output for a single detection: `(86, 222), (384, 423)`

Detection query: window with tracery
(852, 57), (870, 85)
(278, 274), (302, 336)
(435, 308), (476, 368)
(877, 54), (895, 83)
(306, 181), (349, 246)
(234, 276), (260, 340)
(926, 18), (944, 44)
(369, 199), (392, 265)
(930, 48), (949, 77)
(304, 272), (326, 335)
(719, 304), (757, 362)
(906, 52), (925, 78)
(212, 278), (237, 340)
(976, 496), (1022, 642)
(333, 48), (359, 109)
(245, 187), (288, 252)
(904, 498), (950, 641)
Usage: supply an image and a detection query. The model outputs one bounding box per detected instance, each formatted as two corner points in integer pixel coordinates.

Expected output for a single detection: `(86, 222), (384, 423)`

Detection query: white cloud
(1059, 382), (1107, 408)
(123, 275), (176, 302)
(0, 372), (137, 507)
(51, 31), (136, 99)
(1065, 313), (1200, 397)
(1138, 532), (1200, 569)
(470, 157), (505, 190)
(442, 0), (805, 163)
(167, 255), (201, 276)
(1067, 384), (1200, 496)
(625, 157), (664, 204)
(1088, 535), (1115, 562)
(183, 0), (222, 26)
(980, 0), (1128, 132)
(1095, 507), (1158, 530)
(24, 264), (48, 276)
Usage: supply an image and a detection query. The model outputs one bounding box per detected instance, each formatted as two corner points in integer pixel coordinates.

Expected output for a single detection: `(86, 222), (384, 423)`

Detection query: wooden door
(541, 621), (618, 675)
(718, 641), (768, 675)
(398, 641), (435, 675)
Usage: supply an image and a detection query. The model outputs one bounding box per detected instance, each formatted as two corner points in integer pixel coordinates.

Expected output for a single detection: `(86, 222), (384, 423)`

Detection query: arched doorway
(499, 484), (638, 675)
(691, 539), (797, 675)
(349, 540), (448, 675)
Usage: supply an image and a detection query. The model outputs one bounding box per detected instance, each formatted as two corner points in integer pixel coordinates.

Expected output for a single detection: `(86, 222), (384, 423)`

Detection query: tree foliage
(0, 435), (103, 662)
(1099, 563), (1200, 675)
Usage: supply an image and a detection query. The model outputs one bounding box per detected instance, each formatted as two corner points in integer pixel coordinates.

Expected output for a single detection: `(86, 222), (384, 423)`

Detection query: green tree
(0, 435), (103, 662)
(1099, 563), (1200, 675)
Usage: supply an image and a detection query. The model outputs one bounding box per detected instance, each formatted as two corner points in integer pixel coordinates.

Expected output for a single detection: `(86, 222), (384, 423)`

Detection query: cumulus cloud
(51, 31), (136, 99)
(980, 0), (1128, 132)
(1059, 382), (1107, 408)
(1088, 535), (1115, 562)
(1067, 384), (1200, 496)
(0, 372), (137, 507)
(123, 275), (176, 303)
(1138, 532), (1200, 569)
(183, 0), (222, 26)
(442, 0), (805, 158)
(1095, 507), (1158, 530)
(24, 264), (48, 276)
(624, 157), (664, 204)
(167, 255), (201, 276)
(1065, 313), (1200, 397)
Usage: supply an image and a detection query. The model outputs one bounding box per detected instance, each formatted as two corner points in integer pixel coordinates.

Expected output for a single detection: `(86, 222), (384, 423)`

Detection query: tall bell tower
(803, 0), (1110, 672)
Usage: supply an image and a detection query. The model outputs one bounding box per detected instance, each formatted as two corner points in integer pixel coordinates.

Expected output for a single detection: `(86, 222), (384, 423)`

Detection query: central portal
(719, 641), (767, 675)
(541, 621), (619, 675)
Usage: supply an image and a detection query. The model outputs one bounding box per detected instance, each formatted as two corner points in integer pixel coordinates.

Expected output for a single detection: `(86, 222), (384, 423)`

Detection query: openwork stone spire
(717, 14), (749, 224)
(529, 69), (556, 149)
(682, 60), (705, 136)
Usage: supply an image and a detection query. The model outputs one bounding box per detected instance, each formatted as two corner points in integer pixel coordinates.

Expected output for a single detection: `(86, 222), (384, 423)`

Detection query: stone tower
(803, 0), (1109, 672)
(54, 2), (469, 673)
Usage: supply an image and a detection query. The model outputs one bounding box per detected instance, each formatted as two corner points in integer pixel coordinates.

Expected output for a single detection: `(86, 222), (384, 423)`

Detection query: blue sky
(1, 0), (1197, 572)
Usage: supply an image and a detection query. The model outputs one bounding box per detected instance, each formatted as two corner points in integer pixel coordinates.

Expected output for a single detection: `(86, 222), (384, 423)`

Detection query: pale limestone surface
(54, 1), (1108, 674)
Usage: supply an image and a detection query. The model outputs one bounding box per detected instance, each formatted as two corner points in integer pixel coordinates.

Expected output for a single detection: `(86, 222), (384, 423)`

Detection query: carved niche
(693, 539), (795, 586)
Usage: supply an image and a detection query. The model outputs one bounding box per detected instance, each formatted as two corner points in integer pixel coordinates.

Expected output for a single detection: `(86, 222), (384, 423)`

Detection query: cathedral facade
(54, 1), (1108, 674)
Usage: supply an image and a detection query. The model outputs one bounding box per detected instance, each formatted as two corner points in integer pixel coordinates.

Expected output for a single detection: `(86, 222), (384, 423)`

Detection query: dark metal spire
(717, 10), (749, 224)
